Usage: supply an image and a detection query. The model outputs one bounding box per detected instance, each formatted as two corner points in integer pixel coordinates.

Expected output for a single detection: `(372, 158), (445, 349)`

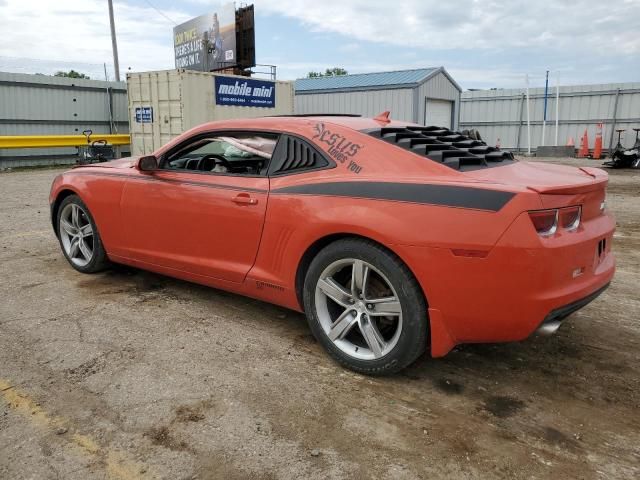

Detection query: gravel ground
(1, 158), (639, 480)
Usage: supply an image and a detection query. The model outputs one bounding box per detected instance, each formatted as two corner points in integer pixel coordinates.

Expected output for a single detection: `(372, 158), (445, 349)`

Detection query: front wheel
(56, 195), (109, 273)
(303, 238), (428, 375)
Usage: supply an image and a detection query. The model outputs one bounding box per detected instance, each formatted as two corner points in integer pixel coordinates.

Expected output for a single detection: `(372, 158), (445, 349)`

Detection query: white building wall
(295, 88), (415, 122)
(295, 71), (461, 127)
(460, 83), (640, 151)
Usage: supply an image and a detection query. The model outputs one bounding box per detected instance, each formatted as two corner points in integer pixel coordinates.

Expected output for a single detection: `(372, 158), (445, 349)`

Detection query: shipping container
(127, 69), (294, 156)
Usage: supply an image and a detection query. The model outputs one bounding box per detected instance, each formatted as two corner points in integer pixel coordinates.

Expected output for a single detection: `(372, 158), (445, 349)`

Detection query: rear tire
(56, 194), (109, 273)
(303, 238), (428, 375)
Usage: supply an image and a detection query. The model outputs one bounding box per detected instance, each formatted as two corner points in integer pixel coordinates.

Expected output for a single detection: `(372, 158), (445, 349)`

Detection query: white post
(526, 74), (531, 155)
(541, 70), (549, 147)
(555, 74), (560, 146)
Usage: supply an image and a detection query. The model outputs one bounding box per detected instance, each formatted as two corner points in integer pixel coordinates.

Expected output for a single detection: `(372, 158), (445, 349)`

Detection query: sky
(0, 0), (639, 89)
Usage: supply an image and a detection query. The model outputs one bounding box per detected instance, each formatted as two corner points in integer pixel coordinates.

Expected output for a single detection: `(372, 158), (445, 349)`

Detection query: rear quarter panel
(247, 120), (541, 311)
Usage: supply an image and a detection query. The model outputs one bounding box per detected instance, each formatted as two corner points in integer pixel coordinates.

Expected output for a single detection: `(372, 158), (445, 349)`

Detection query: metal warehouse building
(294, 67), (461, 129)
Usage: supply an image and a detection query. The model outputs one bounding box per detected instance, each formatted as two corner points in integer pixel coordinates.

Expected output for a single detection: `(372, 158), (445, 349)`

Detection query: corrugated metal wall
(128, 70), (295, 156)
(295, 71), (460, 127)
(0, 72), (128, 167)
(460, 83), (640, 151)
(295, 87), (415, 122)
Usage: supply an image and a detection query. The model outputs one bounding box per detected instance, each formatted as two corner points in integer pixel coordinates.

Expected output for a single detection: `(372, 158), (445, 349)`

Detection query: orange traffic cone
(577, 129), (589, 158)
(566, 137), (575, 147)
(593, 123), (603, 159)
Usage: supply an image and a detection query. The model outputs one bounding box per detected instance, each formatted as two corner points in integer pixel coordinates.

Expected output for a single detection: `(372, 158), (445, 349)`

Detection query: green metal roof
(295, 67), (453, 93)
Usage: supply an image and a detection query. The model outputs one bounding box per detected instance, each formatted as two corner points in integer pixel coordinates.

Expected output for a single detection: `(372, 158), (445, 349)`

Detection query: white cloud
(2, 0), (638, 87)
(249, 0), (640, 86)
(0, 0), (191, 77)
(339, 43), (361, 53)
(252, 0), (640, 55)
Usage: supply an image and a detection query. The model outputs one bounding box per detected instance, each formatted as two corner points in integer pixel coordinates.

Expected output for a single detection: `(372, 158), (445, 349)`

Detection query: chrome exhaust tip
(536, 320), (562, 336)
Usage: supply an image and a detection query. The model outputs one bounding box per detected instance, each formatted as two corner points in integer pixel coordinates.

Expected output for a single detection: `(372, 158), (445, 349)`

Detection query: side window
(162, 133), (278, 176)
(268, 135), (331, 176)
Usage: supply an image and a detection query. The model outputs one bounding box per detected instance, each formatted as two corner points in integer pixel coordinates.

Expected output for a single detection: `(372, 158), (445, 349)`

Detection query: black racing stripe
(272, 181), (515, 211)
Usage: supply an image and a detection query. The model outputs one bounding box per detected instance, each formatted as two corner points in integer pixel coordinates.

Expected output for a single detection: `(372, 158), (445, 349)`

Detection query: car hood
(73, 157), (138, 170)
(464, 161), (608, 194)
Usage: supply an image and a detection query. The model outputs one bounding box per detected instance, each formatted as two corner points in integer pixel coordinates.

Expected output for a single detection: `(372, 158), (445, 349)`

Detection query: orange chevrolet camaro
(49, 114), (616, 374)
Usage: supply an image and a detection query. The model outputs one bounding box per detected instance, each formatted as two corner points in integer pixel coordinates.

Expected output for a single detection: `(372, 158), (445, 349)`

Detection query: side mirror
(137, 155), (158, 172)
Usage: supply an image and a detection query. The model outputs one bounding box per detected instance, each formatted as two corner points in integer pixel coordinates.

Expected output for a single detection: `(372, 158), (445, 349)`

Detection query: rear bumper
(397, 210), (616, 357)
(535, 282), (610, 335)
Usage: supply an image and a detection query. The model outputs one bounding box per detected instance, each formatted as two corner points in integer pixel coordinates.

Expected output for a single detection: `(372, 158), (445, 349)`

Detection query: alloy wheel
(59, 203), (94, 267)
(314, 258), (403, 360)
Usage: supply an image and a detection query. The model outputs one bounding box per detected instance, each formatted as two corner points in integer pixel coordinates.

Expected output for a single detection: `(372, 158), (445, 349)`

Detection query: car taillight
(559, 205), (581, 231)
(529, 209), (558, 237)
(528, 206), (582, 237)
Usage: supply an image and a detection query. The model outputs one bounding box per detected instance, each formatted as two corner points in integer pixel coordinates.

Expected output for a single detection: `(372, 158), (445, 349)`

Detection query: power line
(141, 0), (178, 25)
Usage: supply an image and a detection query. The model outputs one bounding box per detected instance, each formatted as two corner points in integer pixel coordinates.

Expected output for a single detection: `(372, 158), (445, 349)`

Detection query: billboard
(173, 3), (236, 72)
(235, 5), (256, 69)
(215, 76), (275, 108)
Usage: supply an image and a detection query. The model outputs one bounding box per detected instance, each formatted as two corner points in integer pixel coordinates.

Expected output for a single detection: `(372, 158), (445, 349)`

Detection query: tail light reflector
(528, 206), (582, 237)
(528, 209), (558, 237)
(559, 206), (581, 231)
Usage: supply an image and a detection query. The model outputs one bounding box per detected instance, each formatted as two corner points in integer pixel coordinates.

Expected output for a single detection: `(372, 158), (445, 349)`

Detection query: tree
(54, 70), (90, 79)
(306, 67), (348, 78)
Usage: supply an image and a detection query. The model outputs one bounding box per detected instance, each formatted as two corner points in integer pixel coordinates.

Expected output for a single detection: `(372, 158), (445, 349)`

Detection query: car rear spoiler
(527, 167), (608, 195)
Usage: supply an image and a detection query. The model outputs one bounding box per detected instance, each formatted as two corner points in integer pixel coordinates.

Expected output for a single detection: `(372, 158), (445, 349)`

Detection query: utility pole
(107, 0), (121, 81)
(202, 34), (210, 72)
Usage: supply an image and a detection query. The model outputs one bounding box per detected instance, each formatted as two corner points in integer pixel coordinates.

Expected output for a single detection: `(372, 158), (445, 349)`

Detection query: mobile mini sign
(214, 76), (276, 108)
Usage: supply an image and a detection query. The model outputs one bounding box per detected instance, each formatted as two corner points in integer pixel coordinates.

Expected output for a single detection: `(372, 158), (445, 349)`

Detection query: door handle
(232, 193), (258, 205)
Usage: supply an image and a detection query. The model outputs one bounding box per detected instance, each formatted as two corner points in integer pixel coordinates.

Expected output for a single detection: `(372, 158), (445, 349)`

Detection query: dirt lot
(1, 158), (639, 480)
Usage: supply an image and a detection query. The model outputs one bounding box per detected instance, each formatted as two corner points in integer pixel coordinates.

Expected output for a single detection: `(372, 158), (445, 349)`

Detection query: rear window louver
(367, 126), (515, 172)
(272, 136), (327, 174)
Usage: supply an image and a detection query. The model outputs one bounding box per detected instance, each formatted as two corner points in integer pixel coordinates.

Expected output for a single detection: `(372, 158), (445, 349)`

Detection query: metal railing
(0, 134), (130, 149)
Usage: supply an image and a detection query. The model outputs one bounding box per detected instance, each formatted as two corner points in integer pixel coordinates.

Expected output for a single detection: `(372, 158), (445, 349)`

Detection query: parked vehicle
(76, 129), (114, 165)
(603, 128), (640, 169)
(50, 114), (615, 374)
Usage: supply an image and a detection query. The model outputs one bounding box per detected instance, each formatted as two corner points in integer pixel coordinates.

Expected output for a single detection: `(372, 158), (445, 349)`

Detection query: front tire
(303, 238), (428, 375)
(56, 194), (109, 273)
